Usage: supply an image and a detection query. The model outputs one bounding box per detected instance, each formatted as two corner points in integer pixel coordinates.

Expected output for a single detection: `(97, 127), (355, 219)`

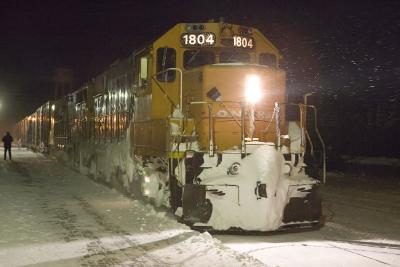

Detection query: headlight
(245, 75), (262, 103)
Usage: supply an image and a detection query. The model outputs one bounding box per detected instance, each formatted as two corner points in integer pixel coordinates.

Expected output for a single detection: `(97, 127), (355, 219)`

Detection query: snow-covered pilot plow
(181, 144), (323, 231)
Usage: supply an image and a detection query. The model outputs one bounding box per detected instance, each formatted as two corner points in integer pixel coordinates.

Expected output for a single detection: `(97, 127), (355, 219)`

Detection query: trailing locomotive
(15, 21), (324, 231)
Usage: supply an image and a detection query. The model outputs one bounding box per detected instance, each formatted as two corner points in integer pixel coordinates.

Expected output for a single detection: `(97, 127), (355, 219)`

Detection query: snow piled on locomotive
(199, 144), (289, 230)
(181, 143), (317, 231)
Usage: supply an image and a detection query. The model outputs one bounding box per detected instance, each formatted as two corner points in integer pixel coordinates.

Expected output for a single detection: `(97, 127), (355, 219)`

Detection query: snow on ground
(1, 148), (399, 267)
(215, 171), (400, 267)
(0, 148), (264, 267)
(344, 156), (400, 167)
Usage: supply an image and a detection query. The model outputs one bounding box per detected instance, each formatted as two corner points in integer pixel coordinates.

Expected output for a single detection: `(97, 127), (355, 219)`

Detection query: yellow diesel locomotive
(15, 21), (324, 231)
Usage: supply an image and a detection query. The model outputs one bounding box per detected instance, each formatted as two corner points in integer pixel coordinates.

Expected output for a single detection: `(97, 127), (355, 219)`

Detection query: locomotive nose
(185, 64), (286, 151)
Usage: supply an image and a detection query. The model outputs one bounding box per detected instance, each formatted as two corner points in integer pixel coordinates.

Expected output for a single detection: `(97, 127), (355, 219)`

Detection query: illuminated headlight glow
(245, 75), (262, 103)
(144, 176), (151, 183)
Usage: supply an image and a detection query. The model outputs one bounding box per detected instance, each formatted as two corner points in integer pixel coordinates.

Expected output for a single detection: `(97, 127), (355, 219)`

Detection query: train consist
(15, 22), (324, 231)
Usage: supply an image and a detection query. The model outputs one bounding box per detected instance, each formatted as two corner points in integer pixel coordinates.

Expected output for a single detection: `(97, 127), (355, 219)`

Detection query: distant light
(51, 104), (55, 111)
(144, 176), (151, 183)
(245, 75), (262, 103)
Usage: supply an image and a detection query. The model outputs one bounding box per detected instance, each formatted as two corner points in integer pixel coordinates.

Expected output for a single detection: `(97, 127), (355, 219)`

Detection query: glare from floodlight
(245, 75), (262, 103)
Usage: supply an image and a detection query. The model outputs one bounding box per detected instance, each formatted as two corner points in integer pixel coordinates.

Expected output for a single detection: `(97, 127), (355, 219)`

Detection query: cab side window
(259, 53), (277, 67)
(139, 56), (148, 86)
(157, 47), (176, 82)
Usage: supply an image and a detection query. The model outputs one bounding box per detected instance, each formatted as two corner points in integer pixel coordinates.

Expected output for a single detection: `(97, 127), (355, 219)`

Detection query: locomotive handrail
(189, 100), (246, 157)
(151, 76), (177, 110)
(188, 100), (243, 127)
(277, 102), (326, 184)
(306, 104), (326, 184)
(152, 68), (183, 114)
(153, 68), (186, 184)
(189, 100), (242, 104)
(305, 128), (314, 157)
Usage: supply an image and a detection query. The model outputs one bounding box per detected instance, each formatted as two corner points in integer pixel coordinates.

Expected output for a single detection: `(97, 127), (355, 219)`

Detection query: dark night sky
(1, 0), (399, 157)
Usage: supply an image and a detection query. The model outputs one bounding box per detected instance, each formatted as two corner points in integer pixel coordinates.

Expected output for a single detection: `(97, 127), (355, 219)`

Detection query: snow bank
(52, 128), (140, 198)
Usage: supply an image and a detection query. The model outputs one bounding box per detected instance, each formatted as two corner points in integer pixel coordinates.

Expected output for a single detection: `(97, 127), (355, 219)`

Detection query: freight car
(15, 21), (325, 231)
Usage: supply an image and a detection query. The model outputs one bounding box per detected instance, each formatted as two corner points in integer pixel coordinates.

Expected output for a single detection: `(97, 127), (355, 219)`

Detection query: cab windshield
(220, 51), (250, 63)
(183, 50), (252, 69)
(184, 50), (215, 69)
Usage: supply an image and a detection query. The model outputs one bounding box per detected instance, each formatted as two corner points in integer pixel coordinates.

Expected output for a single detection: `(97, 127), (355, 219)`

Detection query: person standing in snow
(2, 132), (13, 160)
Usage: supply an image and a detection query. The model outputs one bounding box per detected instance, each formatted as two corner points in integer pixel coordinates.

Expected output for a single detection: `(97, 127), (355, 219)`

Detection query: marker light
(245, 75), (262, 103)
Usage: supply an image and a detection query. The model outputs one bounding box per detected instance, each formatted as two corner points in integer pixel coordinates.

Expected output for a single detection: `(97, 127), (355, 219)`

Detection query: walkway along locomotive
(15, 22), (325, 231)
